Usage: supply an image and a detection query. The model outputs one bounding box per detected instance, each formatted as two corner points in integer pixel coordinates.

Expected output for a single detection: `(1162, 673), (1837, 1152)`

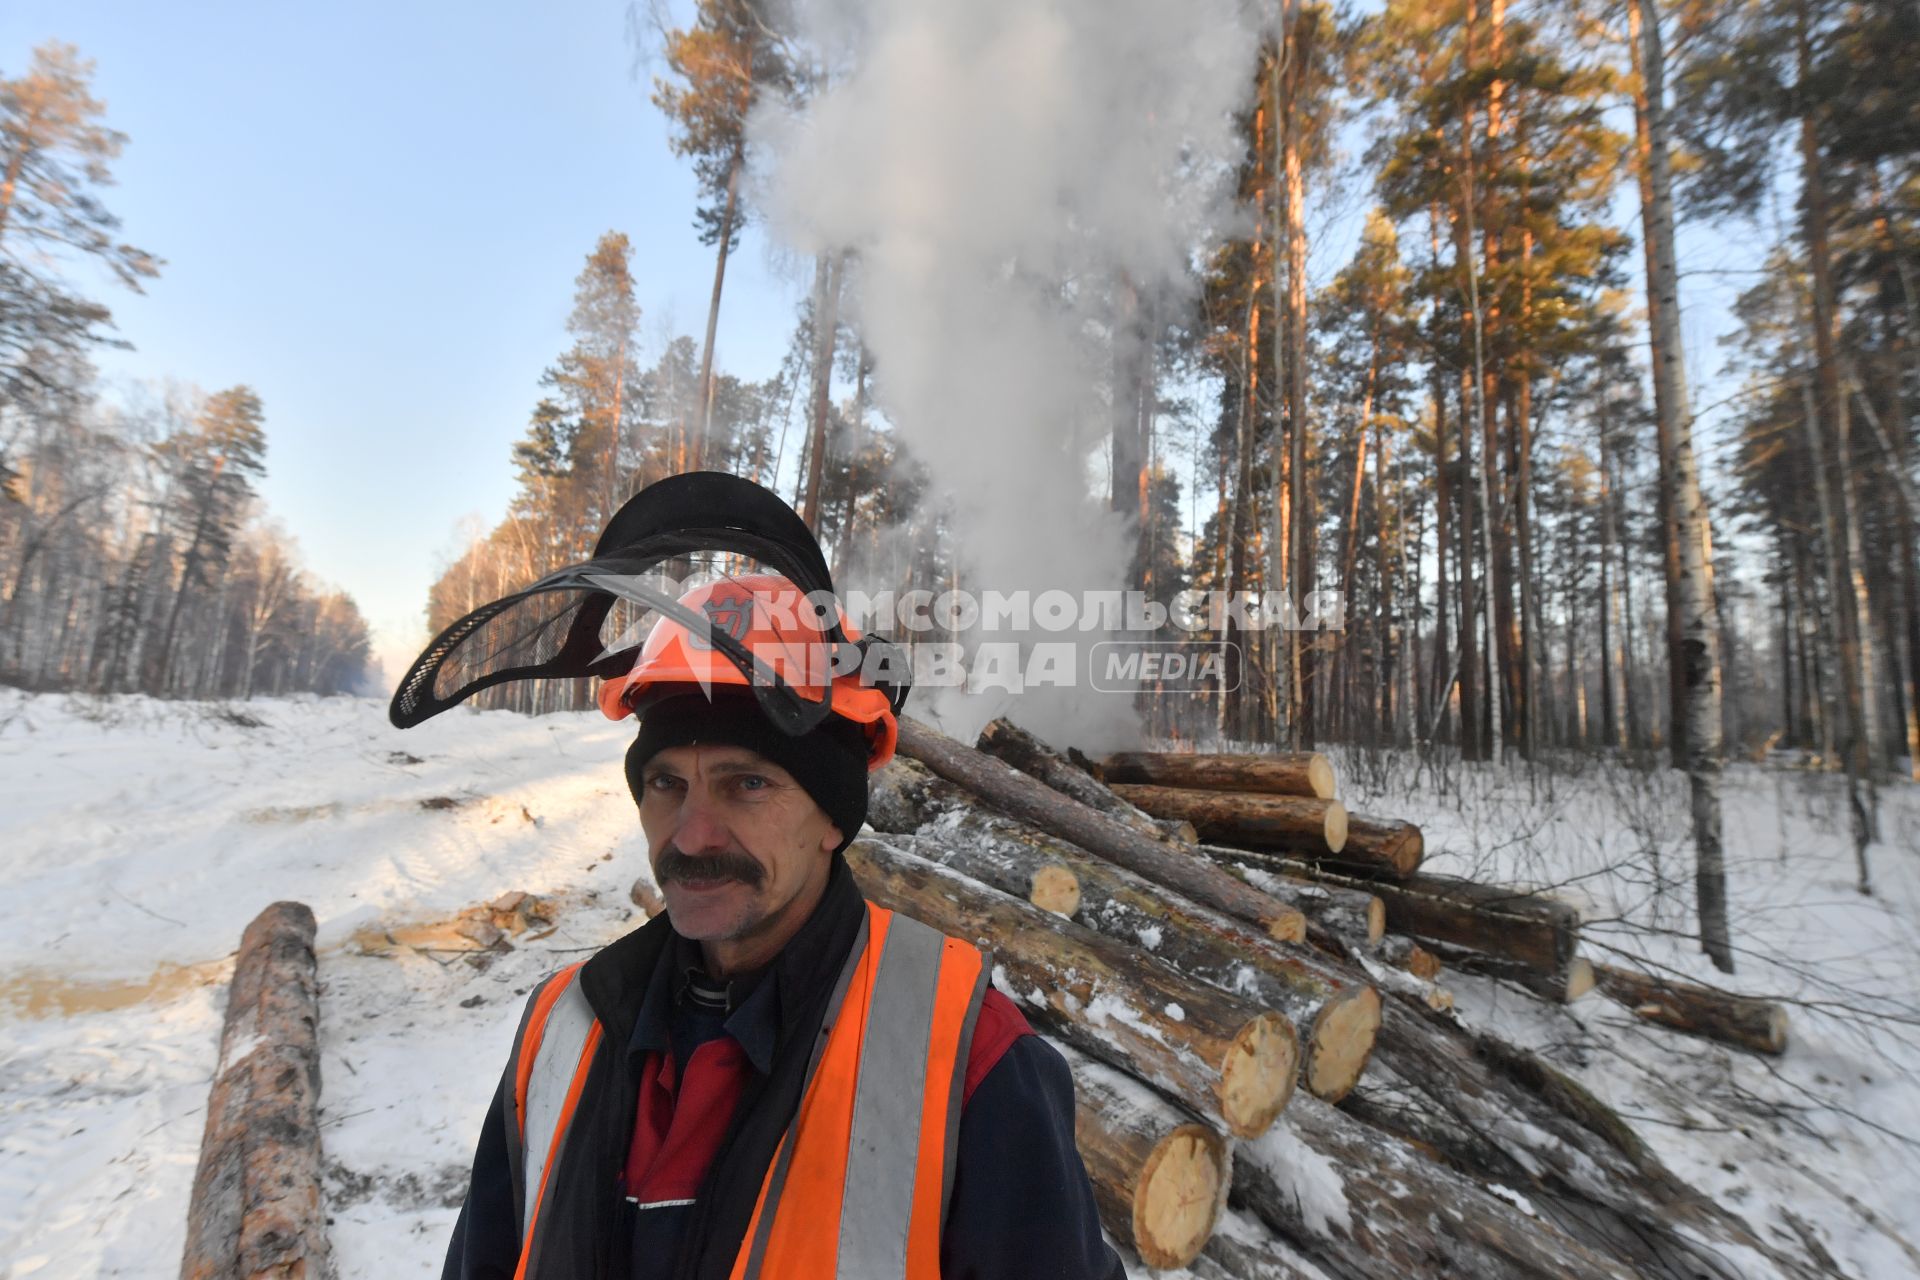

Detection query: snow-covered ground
(2, 692), (1917, 1277)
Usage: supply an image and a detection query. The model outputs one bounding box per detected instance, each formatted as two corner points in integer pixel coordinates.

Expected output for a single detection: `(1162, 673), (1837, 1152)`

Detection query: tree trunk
(801, 250), (844, 530)
(1349, 995), (1797, 1280)
(1221, 859), (1387, 949)
(1419, 937), (1596, 1003)
(1791, 0), (1875, 890)
(1233, 1093), (1636, 1280)
(1598, 402), (1628, 751)
(1373, 935), (1441, 980)
(1097, 751), (1336, 799)
(1280, 13), (1314, 751)
(1062, 1044), (1229, 1271)
(1376, 381), (1397, 742)
(1243, 858), (1583, 989)
(1593, 963), (1788, 1055)
(896, 717), (1307, 940)
(1111, 784), (1351, 863)
(1191, 1220), (1327, 1280)
(903, 817), (1383, 1103)
(1226, 211), (1265, 741)
(848, 836), (1297, 1138)
(976, 718), (1178, 840)
(1630, 0), (1733, 966)
(1431, 350), (1453, 744)
(692, 146), (744, 473)
(1111, 274), (1148, 586)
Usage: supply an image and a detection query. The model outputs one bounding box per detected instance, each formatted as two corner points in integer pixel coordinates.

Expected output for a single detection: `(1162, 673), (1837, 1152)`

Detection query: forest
(0, 44), (373, 701)
(422, 0), (1917, 971)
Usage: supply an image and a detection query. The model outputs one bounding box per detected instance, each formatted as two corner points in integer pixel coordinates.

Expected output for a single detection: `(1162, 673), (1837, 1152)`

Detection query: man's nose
(672, 786), (732, 854)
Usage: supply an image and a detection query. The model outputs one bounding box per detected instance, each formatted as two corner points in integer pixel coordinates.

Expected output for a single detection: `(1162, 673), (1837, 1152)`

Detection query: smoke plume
(752, 0), (1260, 748)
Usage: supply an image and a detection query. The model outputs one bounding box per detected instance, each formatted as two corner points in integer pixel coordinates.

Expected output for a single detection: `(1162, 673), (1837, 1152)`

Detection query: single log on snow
(895, 717), (1305, 941)
(905, 815), (1380, 1101)
(181, 901), (333, 1280)
(1233, 1092), (1635, 1280)
(1059, 1042), (1229, 1270)
(1594, 963), (1789, 1055)
(1099, 750), (1338, 801)
(975, 717), (1188, 843)
(848, 836), (1298, 1137)
(1111, 784), (1350, 861)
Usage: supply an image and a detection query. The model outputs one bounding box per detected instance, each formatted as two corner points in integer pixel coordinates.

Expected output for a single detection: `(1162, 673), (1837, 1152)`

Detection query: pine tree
(147, 387), (268, 694)
(652, 0), (794, 468)
(0, 42), (159, 405)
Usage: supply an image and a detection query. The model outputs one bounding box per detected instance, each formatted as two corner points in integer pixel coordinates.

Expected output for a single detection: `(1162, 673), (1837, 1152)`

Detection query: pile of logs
(860, 717), (1806, 1278)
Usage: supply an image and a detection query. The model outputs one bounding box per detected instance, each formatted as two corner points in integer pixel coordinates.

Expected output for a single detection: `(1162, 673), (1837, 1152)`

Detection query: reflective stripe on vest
(508, 961), (602, 1280)
(508, 903), (988, 1280)
(730, 904), (989, 1280)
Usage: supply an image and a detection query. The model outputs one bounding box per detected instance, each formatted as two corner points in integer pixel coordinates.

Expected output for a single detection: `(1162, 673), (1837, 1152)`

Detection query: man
(415, 487), (1123, 1279)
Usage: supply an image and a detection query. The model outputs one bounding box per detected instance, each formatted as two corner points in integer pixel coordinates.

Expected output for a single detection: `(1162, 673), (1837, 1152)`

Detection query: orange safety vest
(506, 902), (990, 1280)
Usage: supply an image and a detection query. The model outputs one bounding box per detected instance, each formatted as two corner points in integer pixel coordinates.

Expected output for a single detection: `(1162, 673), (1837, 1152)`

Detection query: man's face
(637, 742), (842, 949)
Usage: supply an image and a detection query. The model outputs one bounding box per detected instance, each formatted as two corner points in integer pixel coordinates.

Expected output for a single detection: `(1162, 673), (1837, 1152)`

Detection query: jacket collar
(628, 931), (779, 1075)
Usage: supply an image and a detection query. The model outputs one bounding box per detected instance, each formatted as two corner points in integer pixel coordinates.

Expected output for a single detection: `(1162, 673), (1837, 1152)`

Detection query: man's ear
(819, 823), (845, 855)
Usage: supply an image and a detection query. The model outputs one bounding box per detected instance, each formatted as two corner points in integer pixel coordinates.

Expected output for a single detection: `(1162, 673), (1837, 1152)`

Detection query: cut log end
(1264, 905), (1310, 945)
(1306, 985), (1382, 1103)
(1365, 898), (1387, 945)
(1029, 864), (1082, 918)
(1305, 753), (1336, 800)
(1219, 1012), (1300, 1138)
(1324, 801), (1349, 854)
(1133, 1125), (1226, 1270)
(1565, 957), (1597, 1003)
(1403, 942), (1441, 981)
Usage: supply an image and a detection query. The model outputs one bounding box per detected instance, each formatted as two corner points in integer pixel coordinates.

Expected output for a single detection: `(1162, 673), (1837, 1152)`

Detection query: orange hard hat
(598, 573), (899, 770)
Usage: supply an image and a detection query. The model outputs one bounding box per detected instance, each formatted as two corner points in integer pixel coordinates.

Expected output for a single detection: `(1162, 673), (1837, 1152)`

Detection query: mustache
(656, 848), (766, 888)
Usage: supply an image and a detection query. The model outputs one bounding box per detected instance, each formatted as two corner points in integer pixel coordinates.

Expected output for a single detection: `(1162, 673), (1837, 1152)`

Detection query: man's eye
(646, 774), (682, 792)
(734, 775), (770, 792)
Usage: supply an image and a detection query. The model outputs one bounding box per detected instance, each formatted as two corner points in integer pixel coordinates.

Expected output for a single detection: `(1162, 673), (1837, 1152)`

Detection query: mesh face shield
(387, 471), (909, 735)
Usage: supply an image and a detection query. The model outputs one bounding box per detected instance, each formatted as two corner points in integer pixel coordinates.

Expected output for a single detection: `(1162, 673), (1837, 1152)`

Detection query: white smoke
(751, 0), (1261, 749)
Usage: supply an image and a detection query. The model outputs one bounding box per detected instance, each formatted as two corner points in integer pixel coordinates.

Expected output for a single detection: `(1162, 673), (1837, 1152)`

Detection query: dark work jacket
(440, 857), (1124, 1280)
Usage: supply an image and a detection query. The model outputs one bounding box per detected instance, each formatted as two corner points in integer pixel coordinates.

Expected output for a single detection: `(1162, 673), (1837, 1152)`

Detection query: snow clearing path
(2, 692), (1918, 1277)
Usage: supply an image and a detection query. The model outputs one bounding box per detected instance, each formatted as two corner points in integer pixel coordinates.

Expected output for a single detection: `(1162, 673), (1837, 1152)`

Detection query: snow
(3, 692), (1918, 1278)
(1486, 1183), (1537, 1218)
(1327, 744), (1920, 1280)
(1243, 1118), (1355, 1238)
(0, 693), (639, 1276)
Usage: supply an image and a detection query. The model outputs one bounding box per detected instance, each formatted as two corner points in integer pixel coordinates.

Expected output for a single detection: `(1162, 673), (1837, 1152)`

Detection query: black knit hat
(625, 691), (870, 853)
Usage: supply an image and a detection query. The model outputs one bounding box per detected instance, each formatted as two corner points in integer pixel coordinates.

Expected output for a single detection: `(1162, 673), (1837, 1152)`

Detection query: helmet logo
(687, 593), (755, 651)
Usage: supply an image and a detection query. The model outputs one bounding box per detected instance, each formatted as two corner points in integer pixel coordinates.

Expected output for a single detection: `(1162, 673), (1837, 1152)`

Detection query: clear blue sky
(1, 1), (802, 687)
